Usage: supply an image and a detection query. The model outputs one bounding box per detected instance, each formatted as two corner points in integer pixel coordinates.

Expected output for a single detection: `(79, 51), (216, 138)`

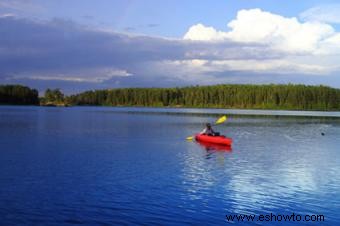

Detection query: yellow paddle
(186, 115), (228, 141)
(215, 115), (227, 124)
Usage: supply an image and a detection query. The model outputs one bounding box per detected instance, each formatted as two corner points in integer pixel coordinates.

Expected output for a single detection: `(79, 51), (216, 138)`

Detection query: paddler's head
(206, 123), (211, 128)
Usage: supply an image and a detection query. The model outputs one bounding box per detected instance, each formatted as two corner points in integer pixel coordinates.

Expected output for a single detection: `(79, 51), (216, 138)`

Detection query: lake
(0, 106), (339, 225)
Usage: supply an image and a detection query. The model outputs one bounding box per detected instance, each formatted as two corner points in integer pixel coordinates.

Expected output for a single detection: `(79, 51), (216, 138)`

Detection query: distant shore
(1, 84), (340, 111)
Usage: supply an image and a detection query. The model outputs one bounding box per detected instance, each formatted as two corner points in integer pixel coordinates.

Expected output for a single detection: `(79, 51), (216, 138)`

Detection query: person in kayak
(200, 123), (220, 136)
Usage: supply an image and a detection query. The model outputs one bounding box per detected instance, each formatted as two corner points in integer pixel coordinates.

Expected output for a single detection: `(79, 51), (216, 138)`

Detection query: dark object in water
(321, 132), (325, 136)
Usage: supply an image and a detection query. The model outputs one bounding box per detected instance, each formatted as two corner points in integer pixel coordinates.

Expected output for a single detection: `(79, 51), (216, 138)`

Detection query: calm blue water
(0, 106), (339, 225)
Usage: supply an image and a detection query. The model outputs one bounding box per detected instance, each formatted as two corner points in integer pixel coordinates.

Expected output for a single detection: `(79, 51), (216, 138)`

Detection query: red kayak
(195, 134), (232, 146)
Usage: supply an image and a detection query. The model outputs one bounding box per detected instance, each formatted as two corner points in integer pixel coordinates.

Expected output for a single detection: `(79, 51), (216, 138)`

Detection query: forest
(1, 84), (340, 110)
(0, 85), (39, 105)
(67, 84), (340, 110)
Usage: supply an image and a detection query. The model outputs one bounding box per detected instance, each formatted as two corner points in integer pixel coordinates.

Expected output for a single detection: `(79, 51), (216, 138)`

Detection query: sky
(1, 0), (340, 94)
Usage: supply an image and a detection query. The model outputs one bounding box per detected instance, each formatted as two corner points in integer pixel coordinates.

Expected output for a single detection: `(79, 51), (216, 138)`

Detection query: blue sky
(1, 0), (340, 93)
(4, 0), (337, 36)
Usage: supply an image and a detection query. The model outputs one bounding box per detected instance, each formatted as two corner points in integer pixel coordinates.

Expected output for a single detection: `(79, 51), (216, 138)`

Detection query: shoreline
(1, 105), (340, 118)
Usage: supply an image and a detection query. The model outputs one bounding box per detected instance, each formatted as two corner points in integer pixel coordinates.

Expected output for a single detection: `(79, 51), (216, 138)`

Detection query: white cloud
(158, 58), (331, 77)
(11, 69), (132, 83)
(184, 8), (338, 55)
(29, 76), (95, 83)
(0, 13), (15, 18)
(183, 23), (228, 41)
(227, 9), (335, 54)
(106, 69), (132, 77)
(300, 4), (340, 24)
(182, 8), (340, 77)
(209, 59), (331, 75)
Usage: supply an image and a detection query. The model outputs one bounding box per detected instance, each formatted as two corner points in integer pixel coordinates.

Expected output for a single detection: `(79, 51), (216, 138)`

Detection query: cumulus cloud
(181, 8), (340, 86)
(300, 4), (340, 24)
(184, 8), (340, 55)
(183, 23), (228, 41)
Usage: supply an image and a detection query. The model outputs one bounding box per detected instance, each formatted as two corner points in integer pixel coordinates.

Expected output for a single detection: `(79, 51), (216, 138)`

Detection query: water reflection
(196, 140), (232, 152)
(180, 114), (340, 225)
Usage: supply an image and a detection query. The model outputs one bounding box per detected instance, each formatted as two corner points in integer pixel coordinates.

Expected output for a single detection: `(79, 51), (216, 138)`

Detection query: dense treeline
(1, 84), (340, 110)
(67, 84), (340, 110)
(0, 85), (39, 105)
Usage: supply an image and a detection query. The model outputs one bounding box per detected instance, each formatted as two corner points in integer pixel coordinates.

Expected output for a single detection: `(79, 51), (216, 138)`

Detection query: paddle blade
(186, 136), (194, 141)
(215, 115), (227, 124)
